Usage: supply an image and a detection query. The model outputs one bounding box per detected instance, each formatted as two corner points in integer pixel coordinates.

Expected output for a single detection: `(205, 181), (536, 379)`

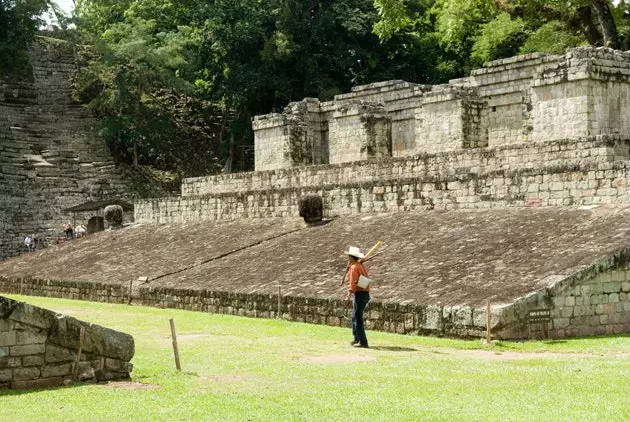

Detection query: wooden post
(169, 318), (181, 371)
(128, 279), (133, 305)
(277, 285), (282, 319)
(72, 326), (86, 380)
(486, 300), (492, 344)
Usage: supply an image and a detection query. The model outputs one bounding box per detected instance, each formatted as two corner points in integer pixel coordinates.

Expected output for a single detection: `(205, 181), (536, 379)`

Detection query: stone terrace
(3, 206), (630, 338)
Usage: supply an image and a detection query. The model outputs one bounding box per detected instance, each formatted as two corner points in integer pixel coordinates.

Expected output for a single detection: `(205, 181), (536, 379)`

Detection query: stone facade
(0, 37), (132, 259)
(254, 47), (630, 170)
(136, 135), (630, 224)
(0, 277), (491, 338)
(5, 249), (630, 340)
(0, 295), (133, 389)
(496, 250), (630, 339)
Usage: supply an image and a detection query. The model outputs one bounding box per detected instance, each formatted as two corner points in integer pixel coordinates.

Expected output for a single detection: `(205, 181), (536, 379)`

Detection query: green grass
(2, 295), (630, 422)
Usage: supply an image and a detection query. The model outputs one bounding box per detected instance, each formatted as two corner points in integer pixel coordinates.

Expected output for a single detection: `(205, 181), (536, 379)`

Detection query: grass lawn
(1, 295), (630, 421)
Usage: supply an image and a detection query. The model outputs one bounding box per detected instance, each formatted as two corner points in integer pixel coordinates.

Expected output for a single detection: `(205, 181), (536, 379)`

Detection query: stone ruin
(127, 46), (630, 340)
(9, 46), (630, 341)
(0, 295), (134, 389)
(253, 47), (630, 170)
(0, 37), (133, 259)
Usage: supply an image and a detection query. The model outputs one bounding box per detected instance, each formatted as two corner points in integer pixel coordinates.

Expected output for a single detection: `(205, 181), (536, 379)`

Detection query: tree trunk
(132, 143), (138, 168)
(222, 132), (235, 174)
(591, 0), (619, 49)
(574, 6), (604, 46)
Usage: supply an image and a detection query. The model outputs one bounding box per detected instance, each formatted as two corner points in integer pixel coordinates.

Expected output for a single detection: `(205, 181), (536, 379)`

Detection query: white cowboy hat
(345, 246), (364, 259)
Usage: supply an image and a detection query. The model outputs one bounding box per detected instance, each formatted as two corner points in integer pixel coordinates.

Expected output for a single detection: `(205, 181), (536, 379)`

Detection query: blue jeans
(352, 291), (370, 346)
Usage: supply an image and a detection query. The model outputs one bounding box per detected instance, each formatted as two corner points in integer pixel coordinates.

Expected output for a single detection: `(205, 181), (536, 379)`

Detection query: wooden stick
(72, 326), (85, 380)
(128, 279), (133, 305)
(486, 300), (491, 344)
(361, 240), (382, 263)
(340, 264), (350, 286)
(169, 318), (181, 371)
(277, 285), (282, 319)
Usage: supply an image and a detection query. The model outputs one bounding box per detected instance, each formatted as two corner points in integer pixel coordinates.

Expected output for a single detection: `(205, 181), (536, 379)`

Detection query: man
(345, 246), (371, 348)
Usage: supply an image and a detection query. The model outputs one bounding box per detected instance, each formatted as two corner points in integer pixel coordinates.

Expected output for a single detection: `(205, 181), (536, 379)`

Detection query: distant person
(344, 246), (371, 348)
(24, 235), (34, 252)
(75, 224), (87, 238)
(64, 222), (73, 239)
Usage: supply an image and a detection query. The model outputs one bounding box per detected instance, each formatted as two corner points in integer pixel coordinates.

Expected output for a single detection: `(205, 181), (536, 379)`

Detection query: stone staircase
(0, 37), (132, 259)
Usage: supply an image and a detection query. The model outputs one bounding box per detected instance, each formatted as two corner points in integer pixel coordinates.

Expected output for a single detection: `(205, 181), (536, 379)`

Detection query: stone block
(48, 315), (135, 362)
(603, 282), (621, 294)
(0, 331), (16, 347)
(12, 367), (40, 380)
(552, 297), (564, 308)
(41, 363), (72, 378)
(565, 296), (575, 307)
(8, 302), (56, 330)
(10, 344), (45, 356)
(16, 329), (47, 345)
(0, 357), (20, 368)
(423, 306), (443, 331)
(0, 320), (12, 332)
(0, 369), (12, 383)
(0, 348), (7, 358)
(45, 344), (75, 363)
(22, 355), (45, 367)
(554, 318), (570, 329)
(612, 270), (626, 282)
(11, 377), (63, 390)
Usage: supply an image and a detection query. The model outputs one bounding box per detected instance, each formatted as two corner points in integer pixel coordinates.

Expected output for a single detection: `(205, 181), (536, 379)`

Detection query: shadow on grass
(371, 346), (418, 352)
(0, 383), (73, 396)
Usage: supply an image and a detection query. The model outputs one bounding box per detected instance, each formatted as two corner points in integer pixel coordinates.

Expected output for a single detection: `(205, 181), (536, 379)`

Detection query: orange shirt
(348, 262), (370, 293)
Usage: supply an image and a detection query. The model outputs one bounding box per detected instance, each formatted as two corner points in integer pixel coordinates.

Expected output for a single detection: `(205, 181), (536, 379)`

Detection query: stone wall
(0, 37), (132, 259)
(0, 295), (133, 389)
(0, 277), (489, 338)
(136, 136), (630, 224)
(254, 47), (630, 171)
(253, 99), (329, 171)
(5, 249), (630, 340)
(495, 250), (630, 339)
(328, 103), (391, 164)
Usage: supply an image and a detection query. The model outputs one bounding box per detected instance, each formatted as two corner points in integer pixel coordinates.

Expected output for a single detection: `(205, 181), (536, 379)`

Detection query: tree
(373, 0), (626, 62)
(74, 2), (223, 176)
(0, 0), (65, 77)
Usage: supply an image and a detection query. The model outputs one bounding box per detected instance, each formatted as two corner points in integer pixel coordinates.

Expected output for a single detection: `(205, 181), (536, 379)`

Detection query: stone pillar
(253, 99), (327, 171)
(415, 86), (487, 154)
(530, 54), (592, 141)
(531, 47), (630, 141)
(328, 102), (392, 164)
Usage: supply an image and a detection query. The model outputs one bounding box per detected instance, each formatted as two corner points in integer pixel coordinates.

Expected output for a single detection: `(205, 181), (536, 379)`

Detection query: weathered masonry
(0, 295), (134, 389)
(253, 47), (630, 170)
(136, 47), (630, 225)
(0, 37), (131, 259)
(8, 46), (630, 342)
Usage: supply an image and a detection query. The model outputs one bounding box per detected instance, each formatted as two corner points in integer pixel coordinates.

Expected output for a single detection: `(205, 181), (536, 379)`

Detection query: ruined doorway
(87, 216), (105, 234)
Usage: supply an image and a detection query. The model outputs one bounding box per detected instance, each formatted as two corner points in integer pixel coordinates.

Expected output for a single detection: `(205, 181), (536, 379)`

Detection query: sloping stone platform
(2, 206), (630, 339)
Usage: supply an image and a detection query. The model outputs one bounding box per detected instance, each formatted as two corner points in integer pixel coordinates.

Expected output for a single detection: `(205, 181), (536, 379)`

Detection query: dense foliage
(0, 0), (64, 77)
(3, 1), (630, 176)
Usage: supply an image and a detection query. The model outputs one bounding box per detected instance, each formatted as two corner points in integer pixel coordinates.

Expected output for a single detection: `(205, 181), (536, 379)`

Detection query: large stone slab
(0, 296), (134, 389)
